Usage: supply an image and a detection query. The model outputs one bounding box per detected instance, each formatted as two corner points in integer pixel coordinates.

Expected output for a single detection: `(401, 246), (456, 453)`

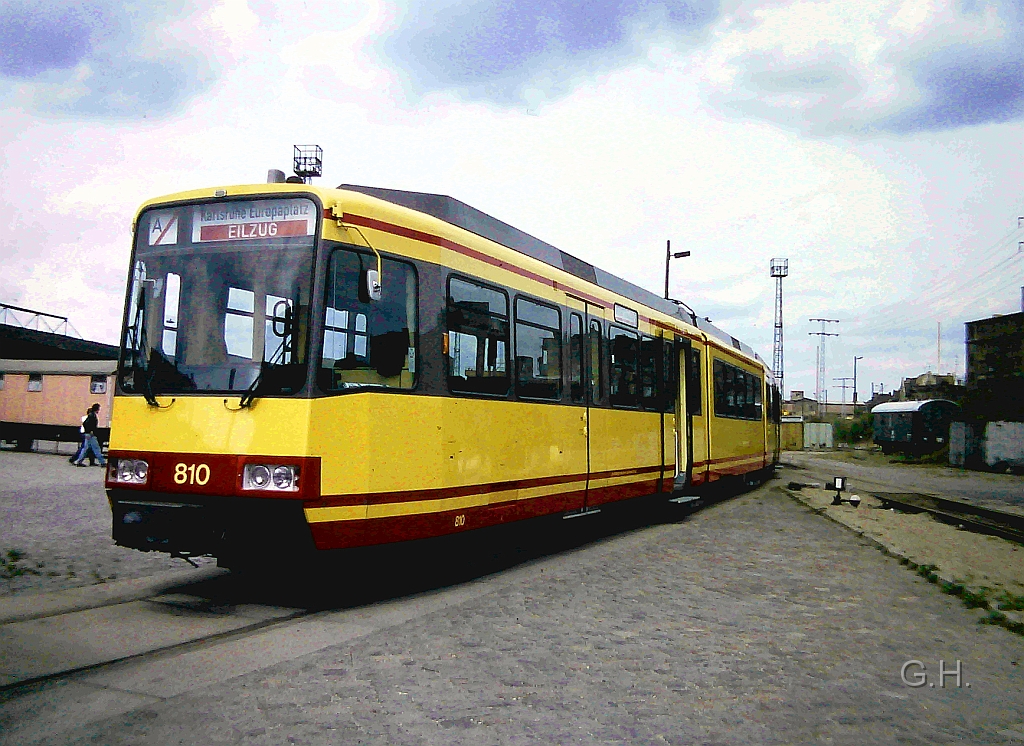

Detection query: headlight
(272, 466), (294, 490)
(109, 458), (150, 485)
(243, 463), (299, 492)
(249, 465), (271, 488)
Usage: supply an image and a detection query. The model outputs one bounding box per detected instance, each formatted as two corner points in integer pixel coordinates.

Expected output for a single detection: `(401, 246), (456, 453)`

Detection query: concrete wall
(984, 421), (1024, 469)
(0, 373), (114, 427)
(804, 422), (833, 450)
(949, 422), (983, 468)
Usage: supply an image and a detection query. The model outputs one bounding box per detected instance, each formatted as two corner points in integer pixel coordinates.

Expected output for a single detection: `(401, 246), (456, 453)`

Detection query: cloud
(0, 3), (107, 78)
(880, 36), (1024, 131)
(379, 0), (723, 105)
(0, 0), (258, 119)
(702, 0), (1024, 135)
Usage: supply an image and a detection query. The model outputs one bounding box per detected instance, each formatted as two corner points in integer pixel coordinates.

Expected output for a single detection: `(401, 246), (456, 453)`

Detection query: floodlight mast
(293, 145), (323, 184)
(770, 258), (788, 398)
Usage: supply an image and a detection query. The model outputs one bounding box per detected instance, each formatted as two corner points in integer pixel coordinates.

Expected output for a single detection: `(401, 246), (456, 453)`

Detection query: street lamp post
(664, 240), (691, 300)
(853, 356), (863, 411)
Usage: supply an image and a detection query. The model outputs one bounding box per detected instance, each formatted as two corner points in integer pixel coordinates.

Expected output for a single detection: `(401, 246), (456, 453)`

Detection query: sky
(1, 0), (1023, 402)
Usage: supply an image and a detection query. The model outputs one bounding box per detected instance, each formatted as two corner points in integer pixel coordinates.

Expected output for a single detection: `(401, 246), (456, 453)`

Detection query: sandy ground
(785, 449), (1024, 513)
(784, 484), (1024, 625)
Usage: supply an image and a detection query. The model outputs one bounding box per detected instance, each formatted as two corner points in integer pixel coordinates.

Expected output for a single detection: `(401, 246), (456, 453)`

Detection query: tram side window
(712, 358), (762, 420)
(609, 327), (639, 407)
(320, 249), (418, 391)
(640, 336), (659, 409)
(514, 297), (561, 400)
(688, 348), (702, 416)
(569, 313), (584, 403)
(447, 277), (510, 396)
(660, 338), (677, 413)
(588, 319), (602, 402)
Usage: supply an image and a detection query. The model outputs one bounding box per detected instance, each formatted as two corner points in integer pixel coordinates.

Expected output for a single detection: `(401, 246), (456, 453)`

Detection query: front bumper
(108, 489), (314, 560)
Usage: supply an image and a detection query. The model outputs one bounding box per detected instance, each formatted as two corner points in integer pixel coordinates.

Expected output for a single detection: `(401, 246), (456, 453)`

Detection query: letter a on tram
(148, 212), (178, 246)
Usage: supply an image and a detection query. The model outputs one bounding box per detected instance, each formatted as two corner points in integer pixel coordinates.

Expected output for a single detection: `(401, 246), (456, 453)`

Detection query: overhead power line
(846, 221), (1024, 337)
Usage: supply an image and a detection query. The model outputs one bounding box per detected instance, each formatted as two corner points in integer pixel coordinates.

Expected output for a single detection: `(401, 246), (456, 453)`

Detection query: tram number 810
(174, 463), (211, 486)
(454, 514), (466, 527)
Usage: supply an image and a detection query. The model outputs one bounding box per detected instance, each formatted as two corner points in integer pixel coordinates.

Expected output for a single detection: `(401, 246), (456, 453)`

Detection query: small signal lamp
(828, 476), (859, 507)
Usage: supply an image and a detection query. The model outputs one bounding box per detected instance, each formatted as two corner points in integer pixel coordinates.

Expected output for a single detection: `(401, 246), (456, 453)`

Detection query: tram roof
(339, 184), (761, 364)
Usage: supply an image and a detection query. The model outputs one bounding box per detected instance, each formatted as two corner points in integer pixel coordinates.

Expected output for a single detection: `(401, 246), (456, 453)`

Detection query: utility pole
(834, 377), (854, 418)
(937, 321), (941, 374)
(770, 259), (788, 399)
(664, 240), (690, 299)
(809, 318), (839, 418)
(853, 356), (863, 411)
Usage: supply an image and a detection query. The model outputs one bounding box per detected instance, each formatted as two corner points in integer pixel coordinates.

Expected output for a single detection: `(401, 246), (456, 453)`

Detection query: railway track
(870, 492), (1024, 545)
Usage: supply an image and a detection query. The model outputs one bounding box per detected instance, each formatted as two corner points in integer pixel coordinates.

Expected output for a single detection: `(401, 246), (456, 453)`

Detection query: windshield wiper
(138, 354), (160, 407)
(238, 361), (269, 409)
(238, 338), (288, 408)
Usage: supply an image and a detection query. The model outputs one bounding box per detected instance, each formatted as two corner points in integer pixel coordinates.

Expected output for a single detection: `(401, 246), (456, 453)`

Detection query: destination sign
(192, 198), (316, 243)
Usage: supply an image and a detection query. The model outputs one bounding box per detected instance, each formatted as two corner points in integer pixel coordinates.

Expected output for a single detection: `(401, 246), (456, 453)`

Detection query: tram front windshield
(119, 197), (316, 396)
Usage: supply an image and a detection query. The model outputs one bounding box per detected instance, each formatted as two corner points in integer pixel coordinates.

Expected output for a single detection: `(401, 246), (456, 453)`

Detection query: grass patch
(996, 591), (1024, 612)
(980, 610), (1006, 626)
(941, 581), (964, 597)
(924, 572), (1023, 636)
(904, 559), (1024, 635)
(961, 588), (991, 610)
(916, 563), (940, 583)
(980, 608), (1024, 635)
(1, 548), (40, 589)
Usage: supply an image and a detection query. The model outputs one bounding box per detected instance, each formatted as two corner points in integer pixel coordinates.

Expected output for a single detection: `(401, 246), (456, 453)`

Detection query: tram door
(566, 296), (604, 510)
(675, 337), (693, 490)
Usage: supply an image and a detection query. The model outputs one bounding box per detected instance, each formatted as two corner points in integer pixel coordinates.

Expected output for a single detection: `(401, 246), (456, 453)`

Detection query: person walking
(69, 408), (96, 466)
(73, 403), (106, 467)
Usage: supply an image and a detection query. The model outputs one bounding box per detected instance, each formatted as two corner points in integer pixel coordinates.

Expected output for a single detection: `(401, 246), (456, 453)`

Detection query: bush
(834, 412), (874, 444)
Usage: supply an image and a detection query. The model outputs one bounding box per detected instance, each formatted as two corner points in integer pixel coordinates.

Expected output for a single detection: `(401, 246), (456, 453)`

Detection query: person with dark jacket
(73, 403), (106, 467)
(69, 408), (96, 465)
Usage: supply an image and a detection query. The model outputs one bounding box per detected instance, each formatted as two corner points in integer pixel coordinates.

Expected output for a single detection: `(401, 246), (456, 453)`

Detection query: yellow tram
(106, 181), (781, 564)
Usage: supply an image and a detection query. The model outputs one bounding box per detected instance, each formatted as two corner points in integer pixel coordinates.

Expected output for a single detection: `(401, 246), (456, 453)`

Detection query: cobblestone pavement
(9, 485), (1024, 745)
(0, 451), (210, 596)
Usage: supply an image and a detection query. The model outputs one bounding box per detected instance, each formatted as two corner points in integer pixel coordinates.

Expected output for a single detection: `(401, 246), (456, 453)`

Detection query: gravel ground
(0, 449), (211, 596)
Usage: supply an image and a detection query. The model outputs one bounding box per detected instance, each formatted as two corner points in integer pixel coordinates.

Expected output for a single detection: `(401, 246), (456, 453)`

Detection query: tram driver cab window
(319, 249), (418, 391)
